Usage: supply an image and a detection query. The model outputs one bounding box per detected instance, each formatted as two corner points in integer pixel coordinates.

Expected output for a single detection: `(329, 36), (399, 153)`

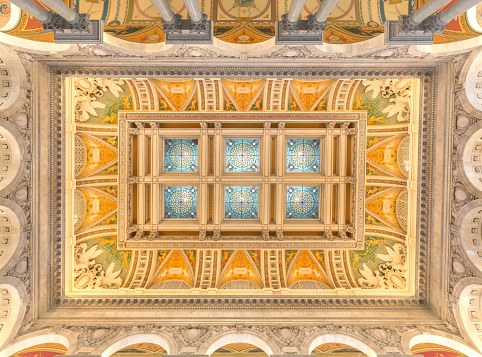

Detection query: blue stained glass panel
(225, 186), (259, 219)
(286, 186), (319, 219)
(286, 138), (320, 172)
(164, 139), (198, 172)
(225, 138), (260, 172)
(164, 186), (197, 219)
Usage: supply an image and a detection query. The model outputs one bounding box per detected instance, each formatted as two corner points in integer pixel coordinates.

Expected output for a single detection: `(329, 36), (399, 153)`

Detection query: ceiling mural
(66, 76), (417, 296)
(0, 0), (481, 44)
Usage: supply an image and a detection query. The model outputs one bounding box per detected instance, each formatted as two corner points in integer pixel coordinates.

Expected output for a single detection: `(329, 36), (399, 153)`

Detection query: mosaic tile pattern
(164, 186), (197, 219)
(286, 139), (320, 172)
(225, 138), (260, 172)
(286, 186), (319, 219)
(225, 186), (259, 219)
(164, 139), (198, 172)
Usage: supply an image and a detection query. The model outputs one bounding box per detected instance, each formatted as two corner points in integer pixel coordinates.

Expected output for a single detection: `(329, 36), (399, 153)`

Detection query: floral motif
(74, 243), (123, 289)
(362, 79), (411, 122)
(357, 243), (407, 289)
(74, 78), (125, 121)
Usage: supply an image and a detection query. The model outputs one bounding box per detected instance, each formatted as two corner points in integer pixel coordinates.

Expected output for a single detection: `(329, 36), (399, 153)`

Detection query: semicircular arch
(0, 119), (27, 196)
(0, 277), (27, 350)
(200, 332), (277, 356)
(0, 198), (27, 274)
(454, 199), (482, 274)
(0, 44), (27, 117)
(408, 334), (481, 356)
(0, 329), (75, 356)
(97, 332), (173, 357)
(304, 333), (378, 357)
(456, 121), (482, 197)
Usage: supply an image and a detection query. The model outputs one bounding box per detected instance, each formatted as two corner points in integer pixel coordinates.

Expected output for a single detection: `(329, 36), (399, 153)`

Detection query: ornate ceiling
(0, 0), (482, 44)
(68, 77), (418, 295)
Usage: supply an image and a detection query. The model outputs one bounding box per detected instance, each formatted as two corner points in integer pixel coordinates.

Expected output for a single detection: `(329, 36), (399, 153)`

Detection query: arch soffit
(456, 121), (482, 198)
(452, 277), (482, 354)
(0, 329), (75, 357)
(0, 198), (27, 275)
(454, 199), (482, 275)
(200, 331), (277, 356)
(96, 332), (174, 357)
(0, 44), (27, 118)
(301, 331), (379, 357)
(462, 46), (482, 116)
(400, 327), (482, 356)
(0, 277), (27, 352)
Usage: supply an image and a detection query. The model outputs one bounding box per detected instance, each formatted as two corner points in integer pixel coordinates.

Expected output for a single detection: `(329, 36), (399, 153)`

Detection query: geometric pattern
(164, 139), (198, 172)
(286, 138), (320, 172)
(286, 186), (319, 219)
(225, 138), (260, 172)
(164, 186), (197, 219)
(225, 186), (259, 219)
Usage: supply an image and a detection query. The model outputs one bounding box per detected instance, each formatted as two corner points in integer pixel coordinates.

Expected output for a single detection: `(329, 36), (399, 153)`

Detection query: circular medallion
(169, 190), (194, 214)
(230, 190), (254, 215)
(290, 190), (315, 214)
(169, 143), (194, 169)
(230, 143), (255, 169)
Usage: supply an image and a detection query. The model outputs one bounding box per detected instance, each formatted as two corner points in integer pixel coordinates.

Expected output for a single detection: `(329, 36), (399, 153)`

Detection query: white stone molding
(95, 332), (174, 357)
(200, 332), (277, 356)
(0, 329), (74, 356)
(0, 44), (27, 118)
(302, 331), (379, 357)
(0, 277), (26, 351)
(0, 199), (26, 275)
(456, 121), (482, 197)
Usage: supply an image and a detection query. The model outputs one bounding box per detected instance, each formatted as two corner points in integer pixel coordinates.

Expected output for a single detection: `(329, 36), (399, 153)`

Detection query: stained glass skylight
(225, 186), (259, 219)
(286, 139), (320, 172)
(164, 139), (198, 172)
(286, 186), (320, 219)
(164, 186), (197, 219)
(225, 138), (260, 172)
